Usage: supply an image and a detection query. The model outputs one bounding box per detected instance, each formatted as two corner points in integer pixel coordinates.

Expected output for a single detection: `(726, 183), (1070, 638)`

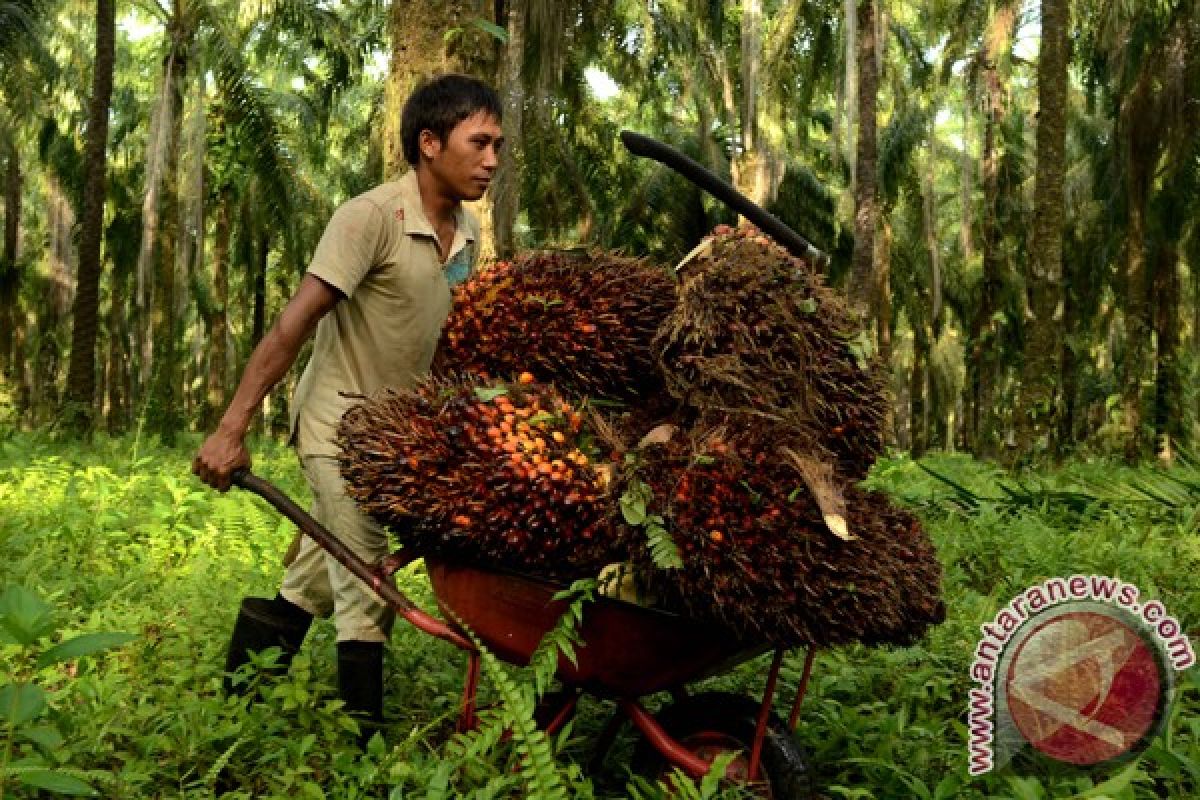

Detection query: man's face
(421, 111), (504, 202)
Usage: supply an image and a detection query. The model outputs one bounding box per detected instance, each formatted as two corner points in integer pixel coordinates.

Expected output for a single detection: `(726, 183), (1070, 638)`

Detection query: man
(193, 74), (504, 727)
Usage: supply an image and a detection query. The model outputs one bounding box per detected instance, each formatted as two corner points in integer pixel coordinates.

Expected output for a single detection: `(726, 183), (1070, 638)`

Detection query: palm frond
(768, 160), (844, 257)
(198, 14), (297, 265)
(0, 0), (43, 62)
(878, 106), (930, 206)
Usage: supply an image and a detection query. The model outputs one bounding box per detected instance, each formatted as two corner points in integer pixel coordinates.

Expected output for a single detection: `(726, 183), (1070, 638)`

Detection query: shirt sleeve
(306, 198), (384, 298)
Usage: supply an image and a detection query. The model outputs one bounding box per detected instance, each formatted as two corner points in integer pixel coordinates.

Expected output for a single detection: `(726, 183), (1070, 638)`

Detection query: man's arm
(193, 274), (342, 491)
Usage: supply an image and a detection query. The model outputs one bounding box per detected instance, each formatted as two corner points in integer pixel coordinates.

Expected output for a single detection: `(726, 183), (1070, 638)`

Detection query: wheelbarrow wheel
(633, 691), (814, 799)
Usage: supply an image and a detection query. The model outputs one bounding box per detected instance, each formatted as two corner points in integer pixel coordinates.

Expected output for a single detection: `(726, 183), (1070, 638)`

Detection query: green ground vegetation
(0, 434), (1196, 798)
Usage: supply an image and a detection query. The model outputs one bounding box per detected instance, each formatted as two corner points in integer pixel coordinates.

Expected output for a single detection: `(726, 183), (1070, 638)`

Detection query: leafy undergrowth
(0, 433), (1195, 798)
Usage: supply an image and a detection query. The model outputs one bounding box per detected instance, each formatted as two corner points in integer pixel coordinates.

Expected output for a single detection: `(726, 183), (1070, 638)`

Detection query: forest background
(0, 0), (1197, 463)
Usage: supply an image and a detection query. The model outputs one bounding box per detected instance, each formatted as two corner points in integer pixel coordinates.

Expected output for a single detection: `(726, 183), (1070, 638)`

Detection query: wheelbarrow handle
(618, 130), (830, 268)
(229, 469), (475, 651)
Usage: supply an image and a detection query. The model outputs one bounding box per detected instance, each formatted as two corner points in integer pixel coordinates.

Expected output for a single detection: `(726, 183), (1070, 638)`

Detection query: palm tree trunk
(843, 0), (858, 186)
(1120, 71), (1156, 464)
(105, 246), (130, 432)
(134, 45), (178, 407)
(876, 214), (894, 445)
(921, 142), (944, 449)
(967, 107), (1000, 455)
(922, 142), (943, 338)
(63, 0), (116, 433)
(205, 188), (231, 429)
(965, 6), (1013, 457)
(1056, 235), (1080, 454)
(1151, 239), (1180, 462)
(1015, 0), (1068, 461)
(489, 0), (526, 260)
(911, 330), (928, 457)
(383, 0), (497, 181)
(959, 102), (973, 264)
(147, 30), (188, 444)
(847, 0), (879, 319)
(253, 228), (268, 348)
(35, 177), (76, 423)
(0, 137), (20, 379)
(876, 215), (893, 367)
(735, 0), (764, 204)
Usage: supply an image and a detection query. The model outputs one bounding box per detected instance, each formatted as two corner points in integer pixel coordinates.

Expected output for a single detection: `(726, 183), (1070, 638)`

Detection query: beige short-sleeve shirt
(291, 170), (478, 456)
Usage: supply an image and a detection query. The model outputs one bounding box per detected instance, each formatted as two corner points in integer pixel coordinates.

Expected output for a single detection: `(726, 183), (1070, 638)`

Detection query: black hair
(401, 74), (502, 167)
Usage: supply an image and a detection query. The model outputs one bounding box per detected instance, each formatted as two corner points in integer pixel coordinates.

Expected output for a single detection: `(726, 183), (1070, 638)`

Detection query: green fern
(528, 579), (596, 697)
(204, 736), (246, 786)
(644, 515), (683, 569)
(456, 623), (570, 800)
(623, 751), (738, 799)
(620, 477), (683, 569)
(442, 583), (598, 799)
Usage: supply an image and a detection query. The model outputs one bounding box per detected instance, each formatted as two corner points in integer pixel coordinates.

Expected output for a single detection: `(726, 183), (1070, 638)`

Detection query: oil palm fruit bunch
(437, 251), (678, 402)
(337, 376), (619, 579)
(655, 226), (889, 479)
(622, 426), (944, 647)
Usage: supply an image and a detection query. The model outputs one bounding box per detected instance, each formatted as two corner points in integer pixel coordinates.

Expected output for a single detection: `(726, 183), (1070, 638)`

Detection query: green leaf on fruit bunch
(587, 397), (627, 409)
(0, 682), (47, 725)
(646, 520), (683, 570)
(473, 387), (509, 402)
(525, 294), (563, 310)
(528, 412), (557, 426)
(0, 585), (57, 645)
(693, 454), (715, 466)
(798, 297), (818, 313)
(37, 631), (137, 669)
(619, 490), (647, 526)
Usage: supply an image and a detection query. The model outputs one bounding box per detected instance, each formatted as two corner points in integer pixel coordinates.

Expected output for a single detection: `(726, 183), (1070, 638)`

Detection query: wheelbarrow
(232, 470), (818, 798)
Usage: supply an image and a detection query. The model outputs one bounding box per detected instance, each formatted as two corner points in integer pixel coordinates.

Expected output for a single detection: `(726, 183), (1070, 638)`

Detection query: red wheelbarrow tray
(231, 469), (817, 784)
(426, 558), (770, 696)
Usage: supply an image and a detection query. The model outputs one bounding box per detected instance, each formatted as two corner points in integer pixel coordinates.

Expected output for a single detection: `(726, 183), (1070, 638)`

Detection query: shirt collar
(398, 169), (476, 246)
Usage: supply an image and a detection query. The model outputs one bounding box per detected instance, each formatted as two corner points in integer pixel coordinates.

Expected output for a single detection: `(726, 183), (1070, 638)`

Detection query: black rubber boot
(337, 641), (385, 744)
(223, 594), (313, 695)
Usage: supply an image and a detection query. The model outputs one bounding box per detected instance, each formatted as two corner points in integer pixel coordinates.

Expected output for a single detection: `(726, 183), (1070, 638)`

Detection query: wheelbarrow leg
(748, 648), (785, 782)
(458, 652), (482, 733)
(787, 648), (817, 732)
(538, 689), (581, 737)
(619, 698), (712, 779)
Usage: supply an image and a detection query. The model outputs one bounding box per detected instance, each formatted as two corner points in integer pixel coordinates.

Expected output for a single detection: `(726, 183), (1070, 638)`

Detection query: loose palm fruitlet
(337, 378), (619, 579)
(437, 252), (678, 402)
(623, 428), (945, 647)
(655, 226), (890, 479)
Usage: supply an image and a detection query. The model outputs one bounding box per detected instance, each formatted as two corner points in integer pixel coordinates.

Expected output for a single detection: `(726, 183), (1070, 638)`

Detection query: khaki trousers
(279, 454), (394, 642)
